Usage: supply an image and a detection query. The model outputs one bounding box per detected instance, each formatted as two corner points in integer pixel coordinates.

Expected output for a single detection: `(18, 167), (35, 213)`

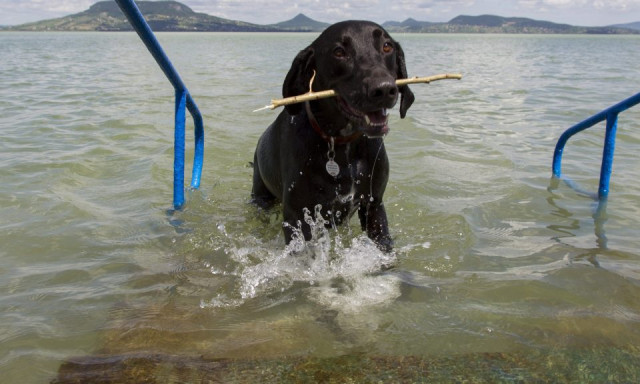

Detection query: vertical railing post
(598, 113), (618, 199)
(115, 0), (205, 210)
(551, 92), (640, 200)
(189, 98), (204, 190)
(174, 90), (187, 208)
(552, 131), (569, 178)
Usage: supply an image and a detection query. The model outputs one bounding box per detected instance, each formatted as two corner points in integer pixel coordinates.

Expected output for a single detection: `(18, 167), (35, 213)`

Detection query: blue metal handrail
(115, 0), (204, 209)
(552, 92), (640, 200)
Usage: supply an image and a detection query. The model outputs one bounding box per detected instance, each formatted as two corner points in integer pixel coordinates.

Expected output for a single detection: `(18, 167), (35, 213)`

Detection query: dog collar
(305, 101), (363, 144)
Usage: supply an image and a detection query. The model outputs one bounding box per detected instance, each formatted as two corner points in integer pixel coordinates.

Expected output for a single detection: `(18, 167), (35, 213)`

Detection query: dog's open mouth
(337, 97), (390, 138)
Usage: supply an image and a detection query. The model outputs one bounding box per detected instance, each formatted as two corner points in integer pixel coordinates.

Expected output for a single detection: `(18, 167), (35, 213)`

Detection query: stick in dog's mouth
(253, 73), (462, 112)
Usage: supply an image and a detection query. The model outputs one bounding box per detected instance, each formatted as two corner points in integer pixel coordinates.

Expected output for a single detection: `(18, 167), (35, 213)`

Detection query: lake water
(1, 31), (640, 382)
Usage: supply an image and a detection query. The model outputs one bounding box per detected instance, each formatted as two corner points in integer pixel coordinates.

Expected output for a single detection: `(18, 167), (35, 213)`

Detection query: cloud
(593, 0), (640, 10)
(185, 0), (482, 23)
(520, 0), (640, 10)
(0, 0), (638, 26)
(514, 0), (640, 24)
(188, 0), (387, 23)
(0, 0), (96, 25)
(3, 0), (95, 13)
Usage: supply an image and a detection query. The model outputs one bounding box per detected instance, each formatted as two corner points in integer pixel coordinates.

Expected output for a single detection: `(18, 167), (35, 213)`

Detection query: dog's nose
(368, 81), (398, 104)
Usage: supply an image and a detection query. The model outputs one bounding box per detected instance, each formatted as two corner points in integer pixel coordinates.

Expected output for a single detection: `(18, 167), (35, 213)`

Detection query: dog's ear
(283, 47), (315, 115)
(395, 42), (415, 119)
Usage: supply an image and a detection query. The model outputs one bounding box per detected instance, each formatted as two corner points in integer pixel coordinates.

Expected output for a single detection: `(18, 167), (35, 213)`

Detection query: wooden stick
(253, 73), (462, 112)
(396, 73), (462, 86)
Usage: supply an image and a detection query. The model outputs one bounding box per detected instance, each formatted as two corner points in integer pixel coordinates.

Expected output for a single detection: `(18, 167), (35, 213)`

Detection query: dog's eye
(382, 42), (394, 53)
(333, 47), (347, 58)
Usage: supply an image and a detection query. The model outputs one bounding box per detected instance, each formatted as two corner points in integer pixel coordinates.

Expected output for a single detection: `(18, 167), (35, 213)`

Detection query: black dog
(251, 20), (414, 251)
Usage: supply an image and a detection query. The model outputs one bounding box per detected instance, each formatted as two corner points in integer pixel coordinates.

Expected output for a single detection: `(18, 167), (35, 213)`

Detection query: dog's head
(283, 20), (415, 138)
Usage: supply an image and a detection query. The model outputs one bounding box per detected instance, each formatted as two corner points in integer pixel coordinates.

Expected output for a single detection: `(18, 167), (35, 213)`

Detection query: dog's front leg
(359, 202), (393, 252)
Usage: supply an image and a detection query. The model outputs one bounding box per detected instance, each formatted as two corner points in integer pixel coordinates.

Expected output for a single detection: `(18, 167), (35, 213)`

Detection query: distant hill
(447, 14), (575, 33)
(382, 18), (436, 32)
(3, 0), (638, 35)
(6, 0), (277, 32)
(270, 13), (329, 32)
(610, 21), (640, 31)
(444, 14), (637, 34)
(384, 14), (638, 34)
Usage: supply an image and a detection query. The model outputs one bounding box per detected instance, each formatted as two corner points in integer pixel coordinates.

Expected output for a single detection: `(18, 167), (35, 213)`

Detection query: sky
(1, 0), (640, 27)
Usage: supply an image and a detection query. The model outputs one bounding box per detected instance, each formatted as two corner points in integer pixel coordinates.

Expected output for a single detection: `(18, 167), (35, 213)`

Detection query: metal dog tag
(326, 160), (340, 177)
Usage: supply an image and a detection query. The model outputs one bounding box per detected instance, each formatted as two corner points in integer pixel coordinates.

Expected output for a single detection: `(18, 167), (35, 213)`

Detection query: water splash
(201, 204), (400, 312)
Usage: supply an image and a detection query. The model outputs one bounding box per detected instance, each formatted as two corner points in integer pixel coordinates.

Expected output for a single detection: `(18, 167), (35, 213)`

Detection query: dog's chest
(312, 153), (371, 224)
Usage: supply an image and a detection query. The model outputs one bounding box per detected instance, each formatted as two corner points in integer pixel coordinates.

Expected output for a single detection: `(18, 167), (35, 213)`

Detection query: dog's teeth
(383, 108), (388, 116)
(364, 115), (371, 125)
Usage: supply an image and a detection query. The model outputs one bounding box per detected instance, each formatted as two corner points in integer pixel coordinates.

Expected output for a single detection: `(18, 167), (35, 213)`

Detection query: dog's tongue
(365, 109), (388, 126)
(363, 109), (389, 137)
